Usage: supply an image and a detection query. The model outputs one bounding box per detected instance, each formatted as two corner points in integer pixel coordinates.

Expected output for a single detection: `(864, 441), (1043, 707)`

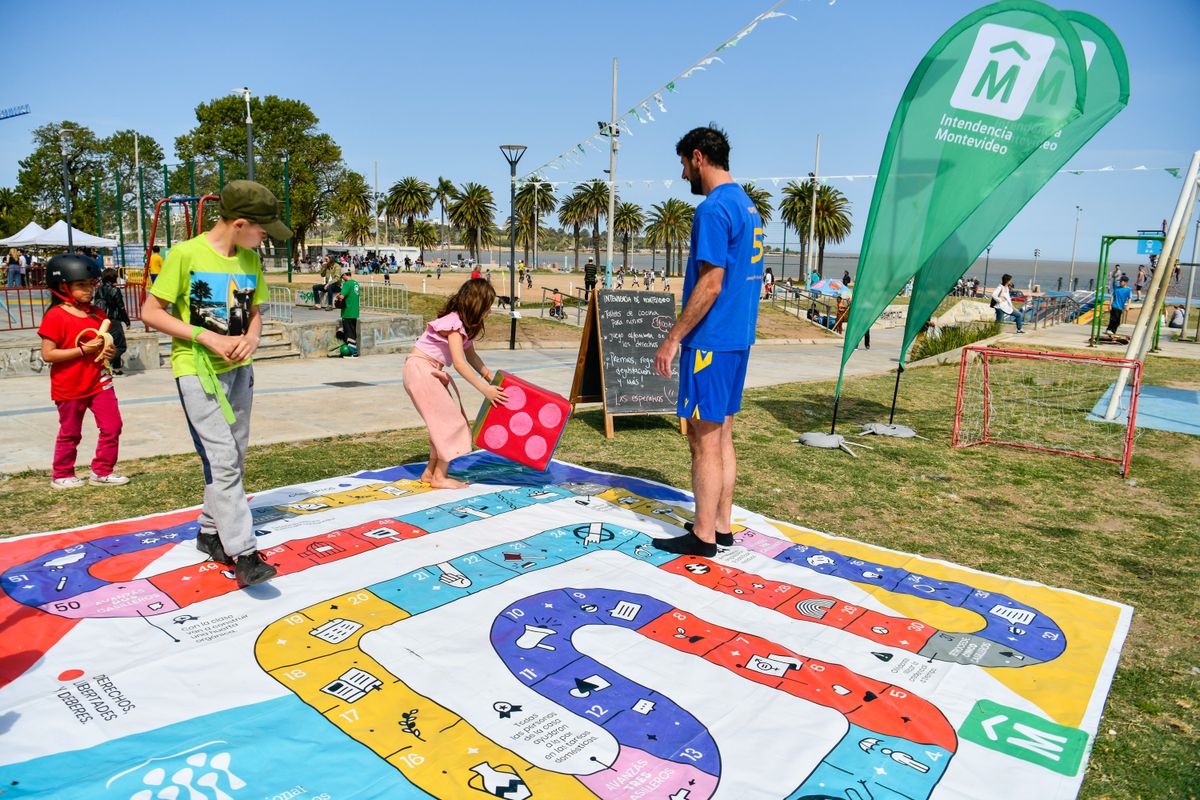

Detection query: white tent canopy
(28, 221), (118, 248)
(0, 221), (46, 247)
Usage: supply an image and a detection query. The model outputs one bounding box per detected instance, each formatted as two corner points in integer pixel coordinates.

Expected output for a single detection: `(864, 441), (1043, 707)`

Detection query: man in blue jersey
(653, 125), (764, 558)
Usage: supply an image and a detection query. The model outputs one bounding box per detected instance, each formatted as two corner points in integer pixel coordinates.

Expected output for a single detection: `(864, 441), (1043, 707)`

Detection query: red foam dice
(472, 371), (571, 471)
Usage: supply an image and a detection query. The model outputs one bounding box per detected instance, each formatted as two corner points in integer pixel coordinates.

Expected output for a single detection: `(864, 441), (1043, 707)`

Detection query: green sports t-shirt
(150, 234), (269, 378)
(339, 279), (360, 318)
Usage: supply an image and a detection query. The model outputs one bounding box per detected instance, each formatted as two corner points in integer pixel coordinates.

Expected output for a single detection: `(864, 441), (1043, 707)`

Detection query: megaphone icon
(515, 624), (557, 651)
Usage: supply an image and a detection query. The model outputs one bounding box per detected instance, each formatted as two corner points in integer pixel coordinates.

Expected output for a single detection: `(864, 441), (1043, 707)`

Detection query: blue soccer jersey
(681, 182), (764, 351)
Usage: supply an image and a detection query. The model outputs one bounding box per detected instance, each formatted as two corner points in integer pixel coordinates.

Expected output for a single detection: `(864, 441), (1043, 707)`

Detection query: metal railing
(1021, 294), (1081, 329)
(265, 286), (293, 322)
(0, 283), (144, 332)
(358, 280), (409, 313)
(766, 285), (841, 330)
(536, 287), (585, 324)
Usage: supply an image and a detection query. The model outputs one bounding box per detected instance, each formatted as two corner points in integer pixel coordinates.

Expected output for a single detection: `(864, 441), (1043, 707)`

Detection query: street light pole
(1068, 205), (1082, 291)
(1031, 248), (1041, 292)
(984, 244), (992, 290)
(500, 145), (527, 351)
(605, 57), (619, 289)
(58, 128), (75, 252)
(232, 87), (254, 180)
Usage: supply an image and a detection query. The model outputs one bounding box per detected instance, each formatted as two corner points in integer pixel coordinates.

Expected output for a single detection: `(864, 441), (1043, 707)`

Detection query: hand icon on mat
(434, 562), (472, 589)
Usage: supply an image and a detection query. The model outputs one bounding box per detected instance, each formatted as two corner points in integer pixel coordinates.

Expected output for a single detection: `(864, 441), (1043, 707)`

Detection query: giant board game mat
(0, 453), (1130, 799)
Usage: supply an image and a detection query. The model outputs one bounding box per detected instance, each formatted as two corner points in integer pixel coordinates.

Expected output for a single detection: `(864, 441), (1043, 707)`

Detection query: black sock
(652, 531), (718, 558)
(684, 521), (734, 547)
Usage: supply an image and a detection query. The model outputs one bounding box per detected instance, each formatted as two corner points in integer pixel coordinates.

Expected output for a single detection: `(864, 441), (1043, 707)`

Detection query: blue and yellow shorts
(678, 347), (751, 423)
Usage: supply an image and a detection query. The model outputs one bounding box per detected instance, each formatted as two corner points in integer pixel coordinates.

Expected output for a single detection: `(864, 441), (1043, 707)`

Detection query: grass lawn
(1, 353), (1196, 797)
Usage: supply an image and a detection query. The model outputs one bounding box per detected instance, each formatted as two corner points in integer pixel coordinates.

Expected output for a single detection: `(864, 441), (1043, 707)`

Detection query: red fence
(0, 284), (145, 332)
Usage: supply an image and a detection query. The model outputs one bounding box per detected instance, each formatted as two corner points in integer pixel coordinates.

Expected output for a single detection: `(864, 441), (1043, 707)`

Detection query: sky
(2, 0), (1198, 263)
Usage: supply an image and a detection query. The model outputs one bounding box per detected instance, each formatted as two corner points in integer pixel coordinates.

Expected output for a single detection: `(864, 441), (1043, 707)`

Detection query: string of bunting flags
(520, 0), (797, 180)
(517, 165), (1185, 190)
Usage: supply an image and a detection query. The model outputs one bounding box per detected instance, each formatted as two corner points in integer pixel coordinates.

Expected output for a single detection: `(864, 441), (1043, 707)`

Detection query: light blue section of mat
(1089, 383), (1200, 436)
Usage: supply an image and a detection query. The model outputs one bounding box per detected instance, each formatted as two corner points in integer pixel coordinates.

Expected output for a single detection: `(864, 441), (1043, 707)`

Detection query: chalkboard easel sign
(569, 289), (683, 438)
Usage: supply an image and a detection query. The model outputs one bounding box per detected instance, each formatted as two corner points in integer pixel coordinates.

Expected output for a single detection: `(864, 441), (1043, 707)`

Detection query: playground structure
(1087, 233), (1165, 346)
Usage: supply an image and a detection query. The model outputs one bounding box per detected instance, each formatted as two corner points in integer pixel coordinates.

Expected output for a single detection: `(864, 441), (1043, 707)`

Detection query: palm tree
(669, 198), (695, 276)
(342, 212), (373, 245)
(333, 171), (372, 223)
(410, 220), (439, 262)
(514, 177), (557, 268)
(434, 177), (457, 256)
(779, 180), (815, 276)
(613, 202), (645, 273)
(448, 182), (497, 264)
(645, 199), (693, 277)
(386, 177), (434, 246)
(813, 185), (852, 276)
(557, 190), (588, 273)
(741, 182), (774, 226)
(575, 179), (612, 266)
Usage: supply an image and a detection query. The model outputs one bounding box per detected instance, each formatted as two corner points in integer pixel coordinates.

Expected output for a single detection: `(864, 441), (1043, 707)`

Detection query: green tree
(812, 185), (852, 276)
(575, 179), (612, 266)
(342, 212), (373, 245)
(175, 95), (344, 260)
(448, 182), (496, 264)
(0, 187), (33, 237)
(557, 190), (587, 273)
(613, 201), (645, 273)
(780, 180), (815, 274)
(98, 130), (165, 241)
(646, 198), (693, 276)
(741, 182), (774, 225)
(386, 177), (434, 245)
(410, 220), (439, 262)
(331, 170), (372, 246)
(434, 177), (457, 254)
(514, 177), (557, 267)
(16, 122), (107, 231)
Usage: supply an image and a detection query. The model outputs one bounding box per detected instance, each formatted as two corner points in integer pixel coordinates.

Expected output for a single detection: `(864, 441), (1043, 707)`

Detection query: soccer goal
(952, 346), (1142, 475)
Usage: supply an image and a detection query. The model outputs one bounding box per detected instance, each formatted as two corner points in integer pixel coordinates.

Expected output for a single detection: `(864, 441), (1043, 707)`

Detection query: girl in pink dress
(404, 279), (508, 488)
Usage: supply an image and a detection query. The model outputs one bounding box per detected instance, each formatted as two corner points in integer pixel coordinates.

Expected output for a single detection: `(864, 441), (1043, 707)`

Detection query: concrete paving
(0, 328), (907, 476)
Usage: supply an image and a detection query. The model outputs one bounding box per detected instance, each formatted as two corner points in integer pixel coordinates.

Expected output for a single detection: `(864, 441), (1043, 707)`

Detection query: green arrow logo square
(959, 699), (1089, 777)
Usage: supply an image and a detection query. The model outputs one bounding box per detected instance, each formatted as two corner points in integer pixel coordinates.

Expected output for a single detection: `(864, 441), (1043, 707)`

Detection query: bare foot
(427, 477), (468, 490)
(419, 469), (435, 484)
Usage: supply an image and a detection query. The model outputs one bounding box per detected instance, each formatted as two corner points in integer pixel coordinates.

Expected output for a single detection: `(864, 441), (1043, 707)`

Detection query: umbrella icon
(809, 278), (852, 298)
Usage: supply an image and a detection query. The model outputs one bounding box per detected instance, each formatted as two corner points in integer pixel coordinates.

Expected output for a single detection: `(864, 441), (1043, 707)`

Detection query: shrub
(908, 321), (1000, 362)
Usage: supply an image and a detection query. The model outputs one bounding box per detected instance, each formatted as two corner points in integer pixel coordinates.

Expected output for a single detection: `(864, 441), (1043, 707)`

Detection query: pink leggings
(53, 390), (122, 478)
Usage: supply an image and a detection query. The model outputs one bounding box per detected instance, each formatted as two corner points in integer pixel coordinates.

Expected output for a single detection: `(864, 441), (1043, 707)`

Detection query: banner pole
(888, 365), (904, 425)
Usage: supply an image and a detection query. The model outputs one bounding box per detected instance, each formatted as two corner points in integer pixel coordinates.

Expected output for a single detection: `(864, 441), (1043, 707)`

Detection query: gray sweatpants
(176, 365), (256, 557)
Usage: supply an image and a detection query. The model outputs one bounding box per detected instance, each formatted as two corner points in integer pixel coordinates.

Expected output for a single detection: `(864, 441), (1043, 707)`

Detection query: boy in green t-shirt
(140, 180), (290, 586)
(337, 267), (360, 357)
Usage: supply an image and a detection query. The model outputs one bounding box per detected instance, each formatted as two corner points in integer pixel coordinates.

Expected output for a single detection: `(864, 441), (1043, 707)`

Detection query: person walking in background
(763, 267), (774, 299)
(1107, 276), (1132, 336)
(991, 274), (1025, 334)
(842, 269), (853, 287)
(583, 257), (597, 298)
(147, 246), (164, 285)
(5, 249), (20, 287)
(92, 268), (131, 375)
(1135, 266), (1147, 302)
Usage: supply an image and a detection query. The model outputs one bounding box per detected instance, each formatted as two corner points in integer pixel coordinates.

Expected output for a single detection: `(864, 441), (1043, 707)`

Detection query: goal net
(952, 346), (1142, 475)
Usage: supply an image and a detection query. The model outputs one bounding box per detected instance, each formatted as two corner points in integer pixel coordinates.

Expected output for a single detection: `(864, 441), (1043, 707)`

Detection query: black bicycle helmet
(46, 253), (102, 290)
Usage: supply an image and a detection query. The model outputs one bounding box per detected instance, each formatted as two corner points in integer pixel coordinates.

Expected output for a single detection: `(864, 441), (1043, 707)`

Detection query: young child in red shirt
(36, 253), (128, 489)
